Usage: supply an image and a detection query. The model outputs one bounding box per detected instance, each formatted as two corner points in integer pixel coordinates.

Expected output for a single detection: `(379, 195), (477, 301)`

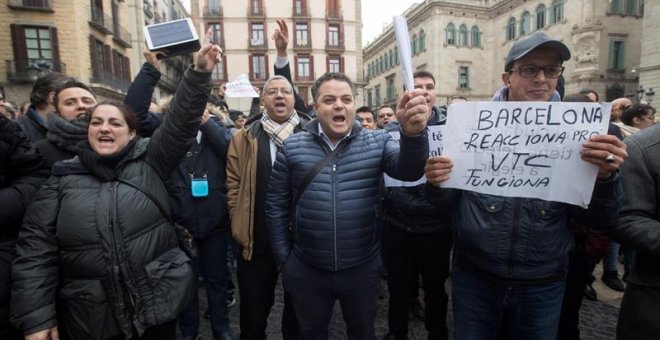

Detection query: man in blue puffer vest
(424, 31), (627, 340)
(266, 72), (430, 339)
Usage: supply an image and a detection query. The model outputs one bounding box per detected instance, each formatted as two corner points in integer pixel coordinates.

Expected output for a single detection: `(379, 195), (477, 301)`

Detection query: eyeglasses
(509, 65), (565, 79)
(265, 87), (294, 96)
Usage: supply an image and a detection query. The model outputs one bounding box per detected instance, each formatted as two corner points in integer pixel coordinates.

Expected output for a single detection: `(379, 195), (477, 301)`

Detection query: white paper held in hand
(225, 75), (260, 98)
(393, 16), (414, 92)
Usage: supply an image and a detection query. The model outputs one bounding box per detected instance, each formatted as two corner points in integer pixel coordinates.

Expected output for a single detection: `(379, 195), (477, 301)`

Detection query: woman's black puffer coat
(10, 67), (212, 339)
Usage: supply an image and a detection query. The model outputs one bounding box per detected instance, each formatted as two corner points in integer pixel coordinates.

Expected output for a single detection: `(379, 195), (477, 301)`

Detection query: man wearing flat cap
(423, 31), (627, 339)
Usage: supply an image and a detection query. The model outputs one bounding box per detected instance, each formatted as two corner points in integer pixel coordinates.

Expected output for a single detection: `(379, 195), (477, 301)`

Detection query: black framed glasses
(509, 65), (565, 79)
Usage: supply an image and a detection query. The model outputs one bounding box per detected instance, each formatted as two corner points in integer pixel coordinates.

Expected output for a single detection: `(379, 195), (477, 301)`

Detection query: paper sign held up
(224, 75), (259, 98)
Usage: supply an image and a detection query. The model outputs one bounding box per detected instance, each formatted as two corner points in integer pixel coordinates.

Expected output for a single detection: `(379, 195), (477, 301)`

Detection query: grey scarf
(45, 112), (88, 153)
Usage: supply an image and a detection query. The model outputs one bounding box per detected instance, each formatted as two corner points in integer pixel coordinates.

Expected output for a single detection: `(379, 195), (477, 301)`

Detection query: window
(419, 30), (426, 51)
(458, 66), (470, 89)
(209, 23), (222, 45)
(471, 26), (481, 47)
(24, 27), (53, 64)
(328, 24), (340, 47)
(387, 78), (395, 101)
(551, 0), (564, 24)
(611, 0), (621, 13)
(375, 85), (381, 106)
(389, 50), (394, 67)
(380, 56), (385, 73)
(212, 60), (226, 81)
(394, 47), (399, 65)
(328, 55), (342, 73)
(208, 0), (221, 14)
(251, 0), (263, 15)
(411, 34), (417, 54)
(295, 23), (309, 47)
(520, 11), (531, 36)
(625, 0), (637, 15)
(609, 40), (625, 70)
(536, 5), (546, 29)
(113, 50), (125, 80)
(250, 23), (265, 46)
(459, 25), (468, 46)
(507, 18), (516, 40)
(293, 0), (307, 16)
(367, 89), (372, 108)
(446, 23), (455, 45)
(91, 38), (106, 77)
(250, 54), (268, 80)
(296, 55), (311, 79)
(327, 0), (340, 18)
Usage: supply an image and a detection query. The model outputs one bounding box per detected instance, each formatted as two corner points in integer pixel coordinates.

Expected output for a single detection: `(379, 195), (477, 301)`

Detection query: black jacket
(15, 107), (47, 143)
(382, 106), (452, 233)
(123, 62), (234, 239)
(11, 67), (211, 339)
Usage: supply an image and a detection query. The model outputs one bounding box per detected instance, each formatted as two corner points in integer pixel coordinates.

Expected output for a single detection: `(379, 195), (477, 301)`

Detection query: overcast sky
(180, 0), (420, 46)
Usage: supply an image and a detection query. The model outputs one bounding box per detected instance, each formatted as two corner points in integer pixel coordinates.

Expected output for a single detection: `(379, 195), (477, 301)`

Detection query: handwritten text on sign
(441, 101), (611, 206)
(384, 125), (445, 187)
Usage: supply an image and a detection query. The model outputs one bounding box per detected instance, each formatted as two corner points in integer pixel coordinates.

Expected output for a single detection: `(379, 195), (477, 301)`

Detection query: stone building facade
(363, 0), (645, 108)
(0, 0), (135, 103)
(190, 0), (364, 111)
(637, 0), (658, 105)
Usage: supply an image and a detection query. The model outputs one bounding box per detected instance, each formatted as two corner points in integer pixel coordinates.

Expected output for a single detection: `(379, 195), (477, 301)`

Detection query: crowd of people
(1, 21), (659, 340)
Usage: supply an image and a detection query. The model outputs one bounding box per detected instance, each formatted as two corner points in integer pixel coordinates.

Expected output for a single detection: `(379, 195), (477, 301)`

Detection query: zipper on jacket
(508, 198), (522, 277)
(332, 162), (338, 271)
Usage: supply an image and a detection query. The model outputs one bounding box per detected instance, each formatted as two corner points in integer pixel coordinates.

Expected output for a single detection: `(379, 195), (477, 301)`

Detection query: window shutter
(294, 54), (299, 80)
(310, 55), (315, 78)
(340, 56), (345, 73)
(49, 27), (61, 72)
(265, 54), (270, 79)
(249, 55), (254, 80)
(339, 24), (344, 48)
(326, 56), (329, 72)
(113, 49), (120, 76)
(123, 56), (131, 81)
(10, 24), (28, 65)
(103, 44), (112, 74)
(89, 35), (99, 76)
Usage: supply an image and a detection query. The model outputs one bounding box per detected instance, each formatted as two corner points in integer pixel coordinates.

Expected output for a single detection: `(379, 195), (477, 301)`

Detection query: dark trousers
(557, 247), (596, 340)
(283, 253), (382, 340)
(180, 231), (231, 338)
(385, 227), (452, 340)
(236, 247), (298, 340)
(107, 321), (177, 340)
(0, 241), (21, 340)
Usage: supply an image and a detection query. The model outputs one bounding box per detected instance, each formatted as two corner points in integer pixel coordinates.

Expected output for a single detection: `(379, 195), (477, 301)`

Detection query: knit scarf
(45, 112), (89, 153)
(75, 138), (138, 181)
(260, 111), (300, 147)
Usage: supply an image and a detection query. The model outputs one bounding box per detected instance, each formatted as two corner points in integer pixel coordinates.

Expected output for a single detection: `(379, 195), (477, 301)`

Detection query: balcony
(326, 9), (343, 21)
(90, 5), (113, 35)
(91, 70), (131, 92)
(7, 0), (54, 12)
(5, 59), (65, 83)
(203, 5), (223, 17)
(113, 23), (132, 48)
(248, 6), (265, 18)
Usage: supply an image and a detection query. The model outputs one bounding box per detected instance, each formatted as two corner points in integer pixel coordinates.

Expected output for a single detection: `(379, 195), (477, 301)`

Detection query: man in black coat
(0, 115), (49, 339)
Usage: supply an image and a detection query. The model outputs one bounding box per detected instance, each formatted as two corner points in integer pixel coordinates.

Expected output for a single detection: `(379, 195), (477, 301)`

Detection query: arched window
(389, 50), (394, 67)
(536, 4), (546, 29)
(459, 24), (468, 46)
(446, 23), (456, 45)
(384, 53), (389, 69)
(507, 17), (516, 40)
(471, 25), (481, 47)
(551, 0), (564, 24)
(412, 34), (418, 54)
(520, 11), (531, 35)
(419, 30), (426, 51)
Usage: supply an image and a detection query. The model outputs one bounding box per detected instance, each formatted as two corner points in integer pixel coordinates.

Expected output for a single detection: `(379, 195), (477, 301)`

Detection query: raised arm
(123, 49), (165, 137)
(146, 30), (221, 178)
(272, 19), (307, 113)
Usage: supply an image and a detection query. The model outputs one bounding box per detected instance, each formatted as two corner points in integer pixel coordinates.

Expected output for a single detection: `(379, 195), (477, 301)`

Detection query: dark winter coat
(10, 67), (211, 339)
(267, 120), (429, 271)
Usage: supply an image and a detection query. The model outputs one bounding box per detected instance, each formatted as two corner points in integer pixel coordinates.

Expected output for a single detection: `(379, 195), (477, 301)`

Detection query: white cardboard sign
(224, 74), (259, 98)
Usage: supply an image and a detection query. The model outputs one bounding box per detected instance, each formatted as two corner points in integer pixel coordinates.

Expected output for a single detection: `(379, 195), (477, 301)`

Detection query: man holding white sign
(424, 31), (627, 340)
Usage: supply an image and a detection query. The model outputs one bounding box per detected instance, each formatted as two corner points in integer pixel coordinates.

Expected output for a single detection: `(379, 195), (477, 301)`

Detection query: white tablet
(144, 18), (201, 58)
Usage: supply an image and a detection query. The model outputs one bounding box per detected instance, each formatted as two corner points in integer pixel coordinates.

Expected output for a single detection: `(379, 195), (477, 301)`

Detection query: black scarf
(45, 113), (89, 153)
(75, 138), (138, 181)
